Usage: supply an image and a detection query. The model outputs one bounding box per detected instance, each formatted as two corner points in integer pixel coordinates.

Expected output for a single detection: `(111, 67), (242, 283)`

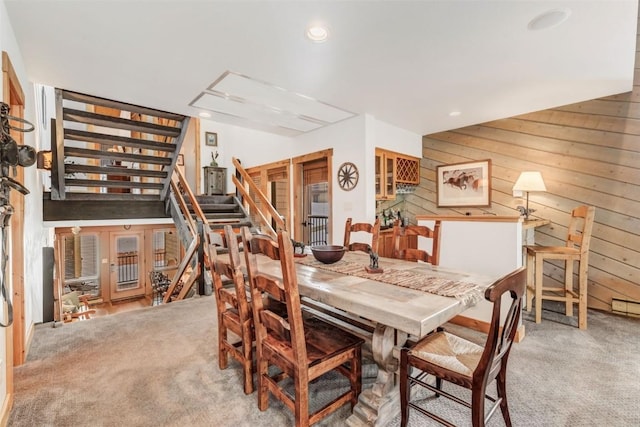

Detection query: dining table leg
(346, 323), (407, 426)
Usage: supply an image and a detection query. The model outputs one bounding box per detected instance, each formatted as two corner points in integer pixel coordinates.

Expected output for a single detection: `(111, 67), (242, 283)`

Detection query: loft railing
(51, 89), (189, 202)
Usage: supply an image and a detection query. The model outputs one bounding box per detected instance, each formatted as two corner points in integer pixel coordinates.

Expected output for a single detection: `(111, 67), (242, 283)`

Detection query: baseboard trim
(450, 315), (526, 343)
(24, 322), (35, 363)
(0, 391), (13, 427)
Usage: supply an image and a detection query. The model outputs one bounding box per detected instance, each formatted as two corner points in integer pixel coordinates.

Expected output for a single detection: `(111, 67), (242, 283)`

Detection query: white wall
(199, 120), (294, 194)
(202, 114), (421, 244)
(371, 118), (422, 158)
(295, 115), (369, 244)
(418, 217), (523, 324)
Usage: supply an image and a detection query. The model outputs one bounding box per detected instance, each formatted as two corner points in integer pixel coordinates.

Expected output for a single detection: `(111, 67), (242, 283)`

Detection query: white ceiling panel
(5, 1), (637, 136)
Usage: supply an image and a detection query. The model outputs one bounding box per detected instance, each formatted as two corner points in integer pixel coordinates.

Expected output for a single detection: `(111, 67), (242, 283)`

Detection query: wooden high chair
(525, 205), (596, 329)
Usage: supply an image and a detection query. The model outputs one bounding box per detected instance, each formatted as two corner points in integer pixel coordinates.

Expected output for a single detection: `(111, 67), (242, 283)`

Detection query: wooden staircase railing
(51, 89), (189, 202)
(231, 157), (286, 238)
(162, 167), (210, 303)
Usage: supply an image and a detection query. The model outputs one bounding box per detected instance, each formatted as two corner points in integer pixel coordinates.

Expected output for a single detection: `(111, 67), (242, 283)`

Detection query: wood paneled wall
(399, 42), (640, 315)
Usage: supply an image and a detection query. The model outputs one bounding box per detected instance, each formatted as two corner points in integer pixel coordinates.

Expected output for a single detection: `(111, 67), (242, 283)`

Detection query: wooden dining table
(248, 250), (499, 427)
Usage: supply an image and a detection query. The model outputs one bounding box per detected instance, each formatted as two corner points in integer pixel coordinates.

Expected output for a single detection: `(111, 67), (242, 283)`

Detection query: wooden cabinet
(395, 153), (420, 185)
(203, 166), (226, 195)
(375, 149), (395, 200)
(375, 148), (420, 200)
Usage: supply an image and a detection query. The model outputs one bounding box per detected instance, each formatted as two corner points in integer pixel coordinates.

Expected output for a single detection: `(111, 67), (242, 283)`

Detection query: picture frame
(205, 132), (218, 147)
(436, 159), (492, 208)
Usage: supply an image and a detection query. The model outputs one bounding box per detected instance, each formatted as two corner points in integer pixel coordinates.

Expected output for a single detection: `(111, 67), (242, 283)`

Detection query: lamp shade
(513, 171), (547, 192)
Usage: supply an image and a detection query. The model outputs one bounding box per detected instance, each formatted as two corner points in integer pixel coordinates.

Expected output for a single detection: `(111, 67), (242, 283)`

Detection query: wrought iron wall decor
(0, 102), (37, 327)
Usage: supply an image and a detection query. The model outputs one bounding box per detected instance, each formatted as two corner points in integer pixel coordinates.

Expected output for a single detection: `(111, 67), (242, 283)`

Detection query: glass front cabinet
(375, 148), (420, 200)
(375, 149), (396, 200)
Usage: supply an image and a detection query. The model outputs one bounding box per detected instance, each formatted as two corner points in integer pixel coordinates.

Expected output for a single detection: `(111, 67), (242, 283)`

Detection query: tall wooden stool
(525, 205), (595, 329)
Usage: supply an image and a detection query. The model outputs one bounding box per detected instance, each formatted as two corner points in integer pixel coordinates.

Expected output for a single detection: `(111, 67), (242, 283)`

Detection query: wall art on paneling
(436, 159), (491, 208)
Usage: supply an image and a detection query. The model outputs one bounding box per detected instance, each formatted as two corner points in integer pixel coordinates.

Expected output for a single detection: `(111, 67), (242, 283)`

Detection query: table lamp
(513, 171), (546, 220)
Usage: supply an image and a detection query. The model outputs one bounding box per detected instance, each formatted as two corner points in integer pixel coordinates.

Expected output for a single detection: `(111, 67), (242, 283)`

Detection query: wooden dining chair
(209, 225), (255, 394)
(343, 217), (380, 254)
(400, 267), (525, 427)
(392, 221), (441, 265)
(243, 228), (364, 427)
(525, 205), (596, 329)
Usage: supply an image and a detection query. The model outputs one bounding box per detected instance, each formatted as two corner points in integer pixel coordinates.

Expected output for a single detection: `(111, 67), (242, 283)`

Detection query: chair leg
(497, 369), (513, 427)
(241, 323), (254, 394)
(350, 347), (362, 408)
(564, 259), (574, 317)
(218, 320), (228, 370)
(400, 349), (410, 427)
(471, 384), (486, 427)
(578, 261), (588, 330)
(242, 346), (253, 395)
(526, 252), (535, 312)
(535, 254), (544, 323)
(294, 373), (310, 427)
(435, 376), (442, 398)
(257, 356), (270, 411)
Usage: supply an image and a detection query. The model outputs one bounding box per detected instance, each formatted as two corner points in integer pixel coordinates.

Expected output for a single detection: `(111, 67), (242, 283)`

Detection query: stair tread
(209, 221), (253, 229)
(203, 213), (245, 218)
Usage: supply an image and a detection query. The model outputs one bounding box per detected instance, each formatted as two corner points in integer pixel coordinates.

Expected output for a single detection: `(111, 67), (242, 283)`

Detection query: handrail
(231, 174), (276, 239)
(169, 175), (198, 239)
(163, 167), (212, 302)
(162, 234), (200, 303)
(231, 157), (286, 232)
(172, 166), (212, 236)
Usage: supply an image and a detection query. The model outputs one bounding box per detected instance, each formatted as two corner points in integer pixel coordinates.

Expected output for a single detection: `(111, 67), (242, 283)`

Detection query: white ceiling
(4, 0), (638, 137)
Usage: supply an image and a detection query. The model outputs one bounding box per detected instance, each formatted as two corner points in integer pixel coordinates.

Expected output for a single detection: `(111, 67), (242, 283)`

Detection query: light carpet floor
(8, 295), (640, 426)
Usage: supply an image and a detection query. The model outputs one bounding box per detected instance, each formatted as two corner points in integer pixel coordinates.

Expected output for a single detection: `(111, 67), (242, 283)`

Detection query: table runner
(295, 256), (485, 307)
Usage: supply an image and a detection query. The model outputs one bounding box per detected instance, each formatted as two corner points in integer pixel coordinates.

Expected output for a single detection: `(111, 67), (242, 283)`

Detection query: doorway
(109, 231), (146, 301)
(245, 160), (291, 233)
(293, 149), (333, 246)
(3, 51), (27, 369)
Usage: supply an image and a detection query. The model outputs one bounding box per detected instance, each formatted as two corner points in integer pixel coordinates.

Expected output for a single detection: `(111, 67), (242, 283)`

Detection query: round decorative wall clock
(337, 162), (359, 191)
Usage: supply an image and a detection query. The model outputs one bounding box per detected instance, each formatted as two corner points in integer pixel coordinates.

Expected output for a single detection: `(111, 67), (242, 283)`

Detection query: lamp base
(516, 205), (536, 220)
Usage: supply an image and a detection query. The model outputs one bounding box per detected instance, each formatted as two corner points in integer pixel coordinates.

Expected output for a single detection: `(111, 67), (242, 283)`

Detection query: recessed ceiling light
(199, 112), (211, 118)
(449, 111), (461, 117)
(528, 8), (571, 31)
(306, 24), (329, 42)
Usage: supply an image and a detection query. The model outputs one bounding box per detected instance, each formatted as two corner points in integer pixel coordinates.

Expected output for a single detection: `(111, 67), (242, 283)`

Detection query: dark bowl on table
(311, 245), (347, 264)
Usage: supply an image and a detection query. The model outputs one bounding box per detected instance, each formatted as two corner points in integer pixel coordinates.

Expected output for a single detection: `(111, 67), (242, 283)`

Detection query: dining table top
(250, 251), (498, 338)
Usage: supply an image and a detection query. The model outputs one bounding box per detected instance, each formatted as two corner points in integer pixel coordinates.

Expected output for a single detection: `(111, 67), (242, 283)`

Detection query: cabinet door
(375, 150), (396, 200)
(375, 152), (383, 198)
(384, 154), (395, 199)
